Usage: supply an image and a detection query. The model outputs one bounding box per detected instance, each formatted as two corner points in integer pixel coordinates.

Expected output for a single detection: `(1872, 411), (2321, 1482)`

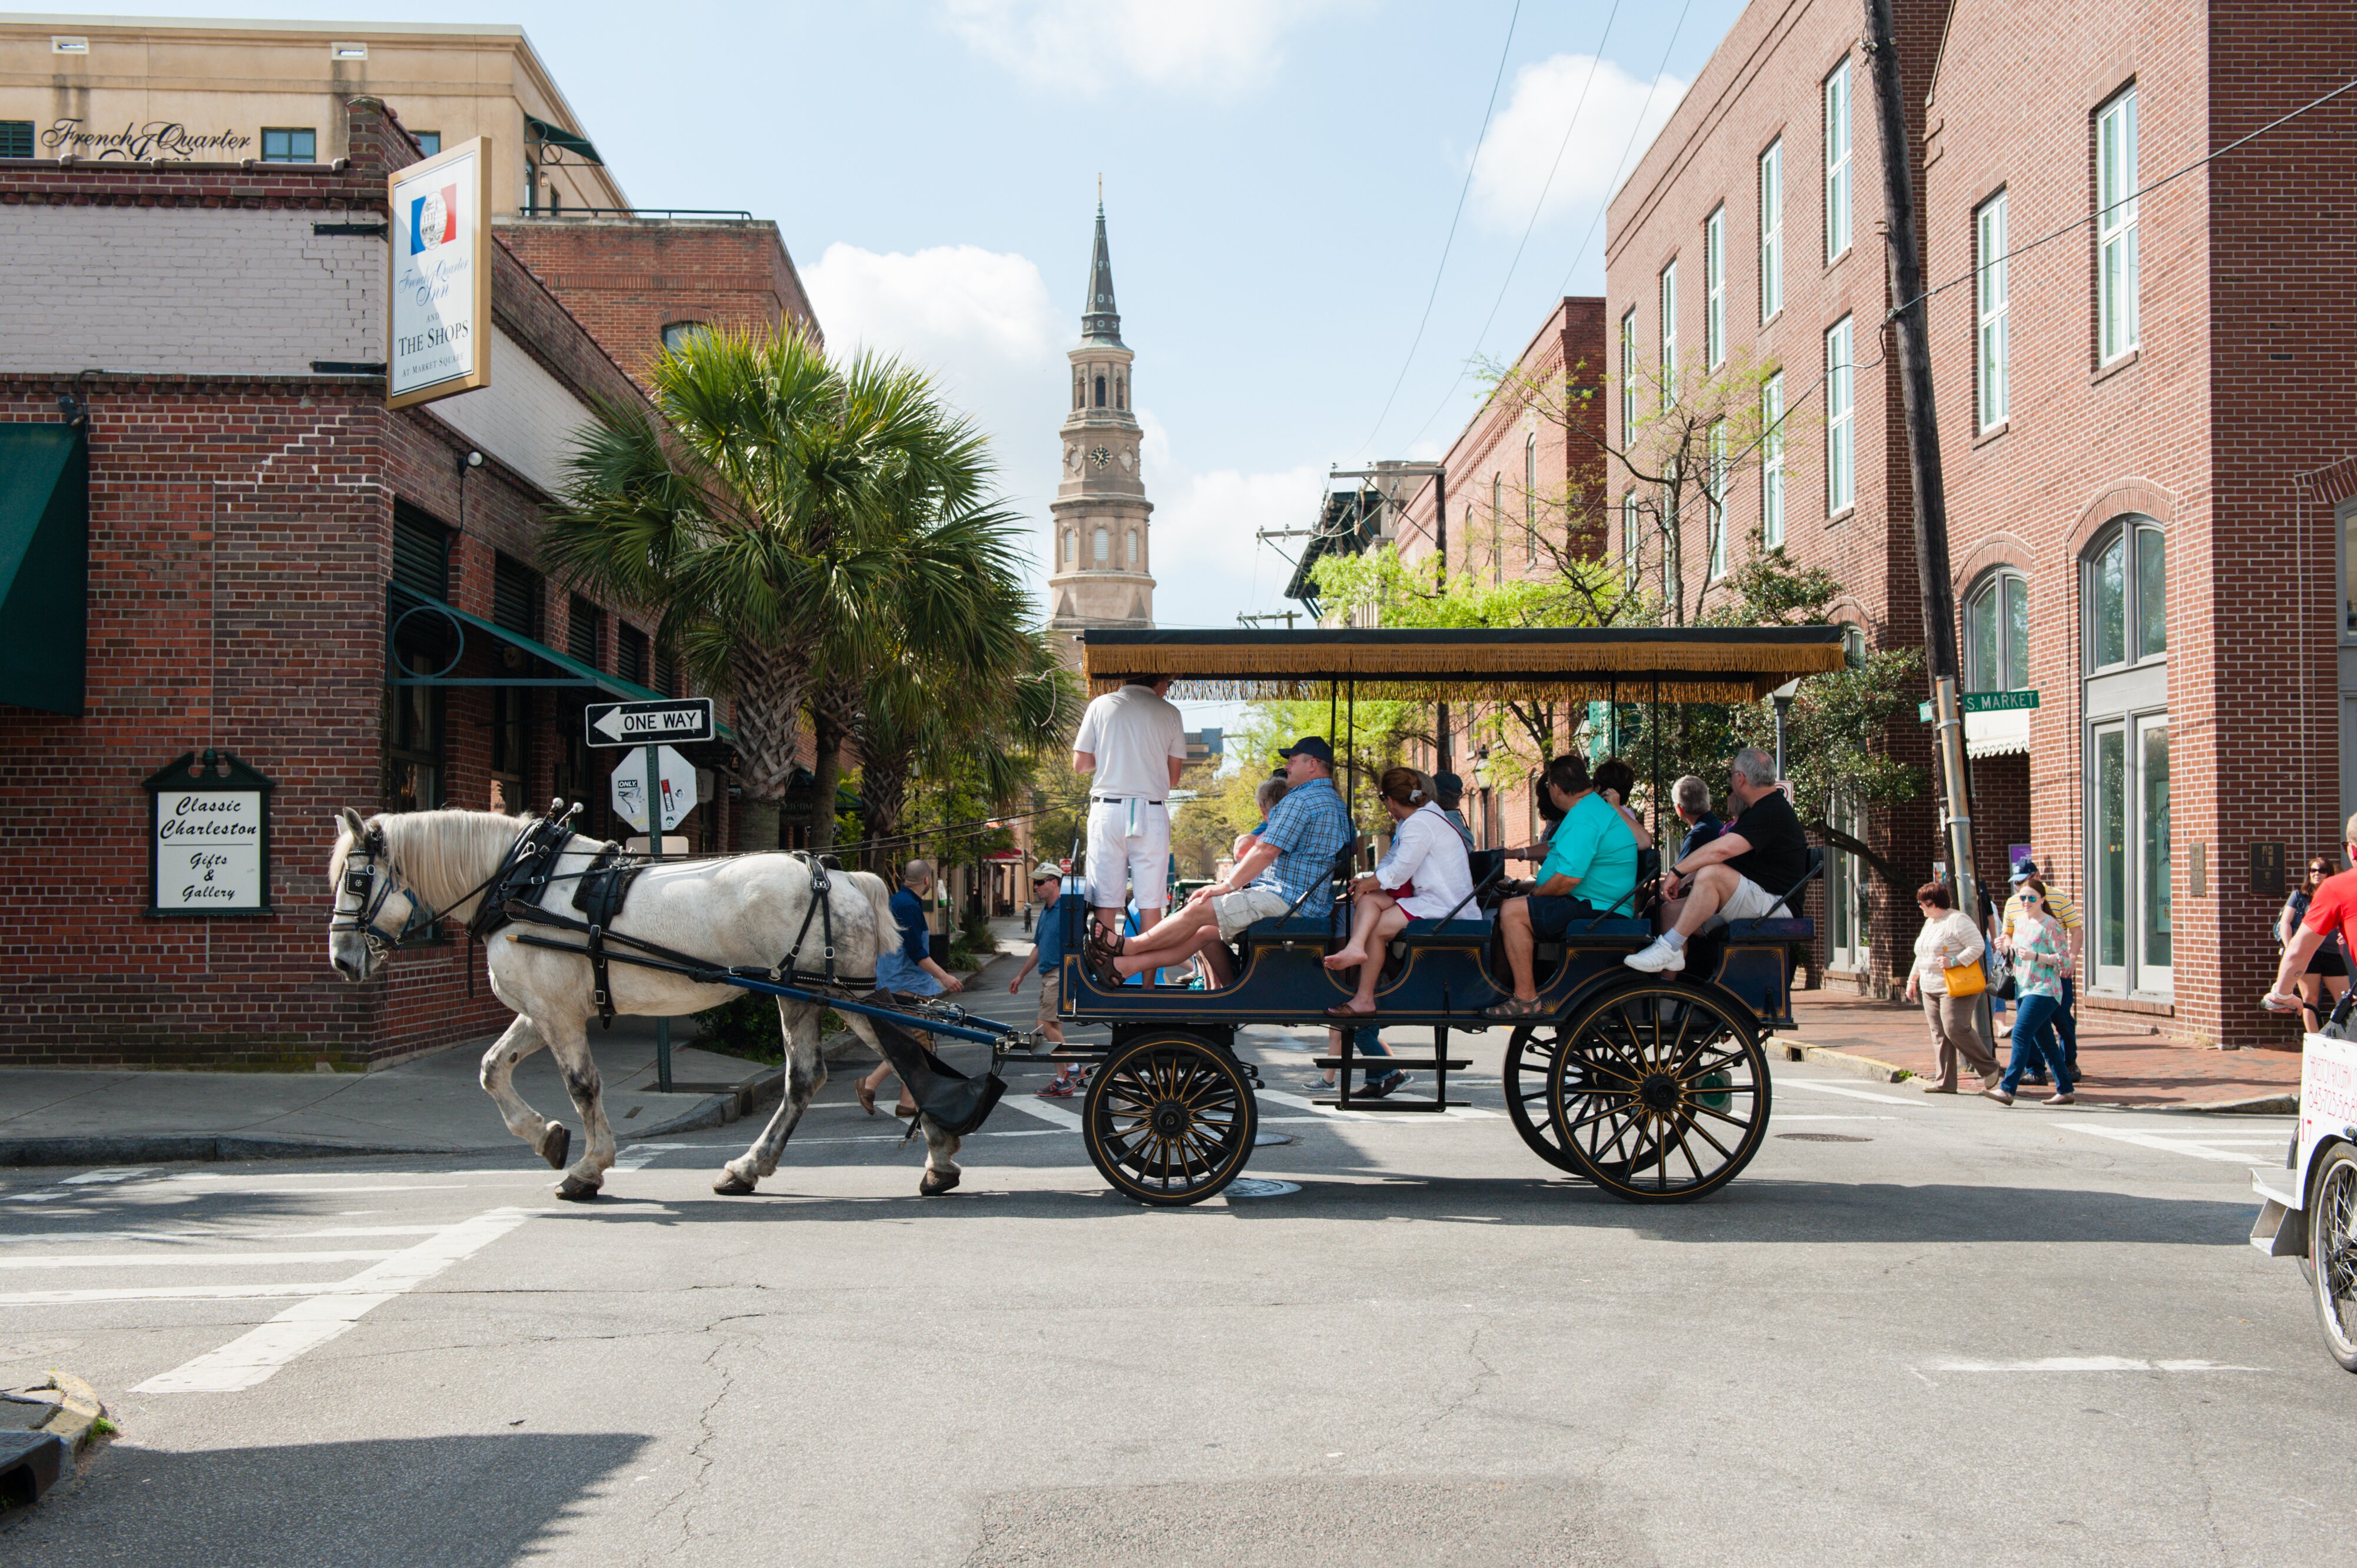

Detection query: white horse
(324, 807), (965, 1201)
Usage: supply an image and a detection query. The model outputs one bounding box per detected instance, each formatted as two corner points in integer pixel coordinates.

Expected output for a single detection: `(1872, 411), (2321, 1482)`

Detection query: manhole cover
(1253, 1131), (1294, 1146)
(1227, 1178), (1300, 1198)
(1776, 1132), (1872, 1142)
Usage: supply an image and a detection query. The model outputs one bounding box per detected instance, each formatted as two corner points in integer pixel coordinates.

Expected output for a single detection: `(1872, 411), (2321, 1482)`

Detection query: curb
(0, 1371), (107, 1504)
(0, 1132), (476, 1168)
(1767, 1036), (1916, 1083)
(624, 1068), (783, 1139)
(2151, 1092), (2300, 1116)
(1770, 1035), (2300, 1115)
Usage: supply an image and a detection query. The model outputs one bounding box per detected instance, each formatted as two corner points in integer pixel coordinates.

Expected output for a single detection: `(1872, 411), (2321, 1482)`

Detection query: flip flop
(1325, 1002), (1379, 1019)
(1481, 996), (1546, 1020)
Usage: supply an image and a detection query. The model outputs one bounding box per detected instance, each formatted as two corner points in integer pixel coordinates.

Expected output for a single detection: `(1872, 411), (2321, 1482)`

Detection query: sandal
(1481, 996), (1547, 1020)
(1085, 925), (1126, 959)
(1325, 1001), (1379, 1019)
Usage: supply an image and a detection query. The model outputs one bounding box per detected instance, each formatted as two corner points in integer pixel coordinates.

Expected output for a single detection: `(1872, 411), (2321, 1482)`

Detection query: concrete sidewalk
(1769, 989), (2302, 1110)
(0, 1015), (780, 1166)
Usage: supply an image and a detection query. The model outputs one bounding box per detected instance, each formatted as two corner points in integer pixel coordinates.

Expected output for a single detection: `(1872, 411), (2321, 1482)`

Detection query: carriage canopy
(1078, 626), (1849, 705)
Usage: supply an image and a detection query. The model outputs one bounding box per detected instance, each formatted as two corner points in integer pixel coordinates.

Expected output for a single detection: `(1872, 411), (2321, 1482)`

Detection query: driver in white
(1072, 674), (1189, 943)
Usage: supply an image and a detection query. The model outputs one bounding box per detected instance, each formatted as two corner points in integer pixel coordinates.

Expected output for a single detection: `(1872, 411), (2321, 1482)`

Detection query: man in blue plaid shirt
(1092, 737), (1353, 987)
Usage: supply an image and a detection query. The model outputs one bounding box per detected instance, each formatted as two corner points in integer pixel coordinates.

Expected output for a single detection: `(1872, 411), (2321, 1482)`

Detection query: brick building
(0, 98), (791, 1068)
(1602, 0), (2357, 1045)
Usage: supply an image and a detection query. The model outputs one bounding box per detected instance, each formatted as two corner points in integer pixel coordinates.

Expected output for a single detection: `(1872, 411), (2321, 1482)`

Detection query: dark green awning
(524, 114), (604, 166)
(0, 425), (88, 717)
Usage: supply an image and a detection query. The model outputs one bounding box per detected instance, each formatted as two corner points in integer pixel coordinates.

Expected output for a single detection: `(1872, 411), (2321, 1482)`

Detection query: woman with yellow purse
(1904, 880), (2002, 1093)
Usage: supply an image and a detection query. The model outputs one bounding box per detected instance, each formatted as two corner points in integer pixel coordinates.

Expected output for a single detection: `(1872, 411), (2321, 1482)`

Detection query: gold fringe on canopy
(1078, 626), (1847, 704)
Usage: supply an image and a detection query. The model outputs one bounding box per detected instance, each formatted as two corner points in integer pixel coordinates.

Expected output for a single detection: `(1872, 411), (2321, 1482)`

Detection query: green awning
(524, 114), (604, 166)
(388, 586), (732, 741)
(0, 425), (88, 717)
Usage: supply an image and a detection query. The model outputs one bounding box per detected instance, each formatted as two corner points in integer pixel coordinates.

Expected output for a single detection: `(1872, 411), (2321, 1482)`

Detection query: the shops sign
(39, 119), (254, 161)
(143, 750), (274, 917)
(387, 137), (492, 410)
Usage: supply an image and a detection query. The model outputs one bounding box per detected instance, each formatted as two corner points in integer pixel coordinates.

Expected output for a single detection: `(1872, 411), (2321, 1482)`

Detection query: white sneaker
(1624, 937), (1686, 974)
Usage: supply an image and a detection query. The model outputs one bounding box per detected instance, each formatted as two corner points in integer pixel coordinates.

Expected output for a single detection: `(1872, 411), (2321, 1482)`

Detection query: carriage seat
(1397, 914), (1494, 938)
(1702, 847), (1825, 941)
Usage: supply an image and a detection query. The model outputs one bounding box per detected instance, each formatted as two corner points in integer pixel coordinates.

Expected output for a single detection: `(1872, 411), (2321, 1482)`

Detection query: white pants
(1087, 798), (1170, 914)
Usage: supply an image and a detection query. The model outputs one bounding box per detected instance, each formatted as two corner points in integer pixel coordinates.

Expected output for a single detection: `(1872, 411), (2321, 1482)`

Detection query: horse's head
(326, 806), (426, 982)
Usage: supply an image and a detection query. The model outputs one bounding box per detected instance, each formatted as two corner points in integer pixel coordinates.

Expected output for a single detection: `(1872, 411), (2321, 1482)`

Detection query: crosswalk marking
(1930, 1357), (2264, 1373)
(4, 1281), (353, 1306)
(0, 1249), (400, 1271)
(2061, 1125), (2284, 1165)
(1000, 1095), (1083, 1131)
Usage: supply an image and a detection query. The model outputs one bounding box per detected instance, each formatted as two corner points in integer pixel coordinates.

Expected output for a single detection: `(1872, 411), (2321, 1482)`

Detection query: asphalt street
(0, 1022), (2344, 1567)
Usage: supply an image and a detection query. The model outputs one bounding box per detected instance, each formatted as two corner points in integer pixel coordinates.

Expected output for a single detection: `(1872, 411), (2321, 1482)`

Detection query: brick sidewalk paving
(1769, 990), (2301, 1109)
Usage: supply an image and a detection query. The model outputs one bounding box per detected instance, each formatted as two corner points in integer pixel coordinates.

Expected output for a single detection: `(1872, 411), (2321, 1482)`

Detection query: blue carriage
(1048, 625), (1849, 1207)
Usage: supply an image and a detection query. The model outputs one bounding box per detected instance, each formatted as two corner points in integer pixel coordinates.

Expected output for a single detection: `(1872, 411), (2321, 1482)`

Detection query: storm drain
(1776, 1132), (1872, 1142)
(1226, 1178), (1301, 1198)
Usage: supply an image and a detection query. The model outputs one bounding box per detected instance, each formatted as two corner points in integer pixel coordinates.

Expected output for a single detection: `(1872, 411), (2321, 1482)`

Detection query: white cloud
(1140, 413), (1328, 631)
(1468, 54), (1689, 230)
(939, 0), (1346, 93)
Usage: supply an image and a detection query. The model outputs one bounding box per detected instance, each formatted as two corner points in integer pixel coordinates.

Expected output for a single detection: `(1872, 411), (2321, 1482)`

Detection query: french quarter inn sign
(144, 750), (273, 916)
(387, 137), (493, 410)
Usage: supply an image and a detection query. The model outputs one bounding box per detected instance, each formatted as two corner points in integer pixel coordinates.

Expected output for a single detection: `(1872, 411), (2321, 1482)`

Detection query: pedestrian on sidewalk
(1985, 885), (2074, 1105)
(2004, 860), (2083, 1084)
(1904, 881), (2001, 1093)
(2268, 818), (2357, 1026)
(1009, 863), (1086, 1096)
(2279, 855), (2349, 1033)
(859, 858), (965, 1117)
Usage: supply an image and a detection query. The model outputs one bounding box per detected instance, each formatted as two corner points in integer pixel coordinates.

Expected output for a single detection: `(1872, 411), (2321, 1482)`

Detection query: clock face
(1090, 446), (1112, 469)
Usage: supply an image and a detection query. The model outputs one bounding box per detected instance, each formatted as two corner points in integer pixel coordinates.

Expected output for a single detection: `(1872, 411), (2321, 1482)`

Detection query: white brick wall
(427, 329), (592, 499)
(0, 207), (383, 374)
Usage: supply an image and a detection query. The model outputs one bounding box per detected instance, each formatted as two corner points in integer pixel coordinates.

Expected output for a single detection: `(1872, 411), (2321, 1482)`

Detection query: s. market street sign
(1919, 689), (2040, 722)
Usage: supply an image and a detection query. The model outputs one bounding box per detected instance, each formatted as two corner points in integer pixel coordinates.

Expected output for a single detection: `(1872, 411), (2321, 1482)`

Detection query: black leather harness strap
(778, 851), (840, 987)
(568, 841), (647, 1027)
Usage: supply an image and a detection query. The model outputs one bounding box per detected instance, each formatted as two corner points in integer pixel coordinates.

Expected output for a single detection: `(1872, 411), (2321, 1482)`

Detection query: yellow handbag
(1942, 950), (1988, 998)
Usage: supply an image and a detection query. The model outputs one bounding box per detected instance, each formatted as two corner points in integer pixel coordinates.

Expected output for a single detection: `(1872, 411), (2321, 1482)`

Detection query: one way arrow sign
(584, 697), (715, 748)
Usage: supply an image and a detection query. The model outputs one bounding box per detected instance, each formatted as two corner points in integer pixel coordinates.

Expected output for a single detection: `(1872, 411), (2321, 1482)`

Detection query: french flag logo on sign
(409, 185), (459, 254)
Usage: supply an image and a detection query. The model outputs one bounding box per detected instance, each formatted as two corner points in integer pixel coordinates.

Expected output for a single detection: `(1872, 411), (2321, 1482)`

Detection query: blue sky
(42, 0), (1749, 632)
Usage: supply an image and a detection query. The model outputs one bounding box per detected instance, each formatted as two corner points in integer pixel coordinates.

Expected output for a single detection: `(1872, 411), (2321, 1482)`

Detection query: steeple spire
(1082, 187), (1122, 345)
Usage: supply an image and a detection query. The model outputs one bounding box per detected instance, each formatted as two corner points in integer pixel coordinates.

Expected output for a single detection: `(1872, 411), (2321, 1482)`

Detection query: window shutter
(391, 503), (449, 599)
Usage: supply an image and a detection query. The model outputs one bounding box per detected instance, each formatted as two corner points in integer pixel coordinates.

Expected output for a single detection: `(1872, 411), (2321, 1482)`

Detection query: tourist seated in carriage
(1322, 766), (1477, 1019)
(1624, 746), (1809, 974)
(1085, 736), (1353, 988)
(1482, 754), (1641, 1020)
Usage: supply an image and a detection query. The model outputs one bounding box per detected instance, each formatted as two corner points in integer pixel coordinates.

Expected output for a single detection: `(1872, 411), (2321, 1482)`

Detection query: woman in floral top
(1986, 886), (2074, 1105)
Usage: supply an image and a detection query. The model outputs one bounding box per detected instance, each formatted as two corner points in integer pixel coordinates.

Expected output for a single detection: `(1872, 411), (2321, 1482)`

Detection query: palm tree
(544, 327), (1028, 850)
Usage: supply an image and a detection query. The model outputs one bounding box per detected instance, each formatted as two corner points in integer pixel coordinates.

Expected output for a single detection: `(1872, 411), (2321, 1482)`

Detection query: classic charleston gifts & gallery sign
(144, 751), (273, 916)
(387, 136), (492, 410)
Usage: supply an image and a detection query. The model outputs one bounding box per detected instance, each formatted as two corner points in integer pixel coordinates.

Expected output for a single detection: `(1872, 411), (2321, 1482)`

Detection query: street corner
(0, 1370), (112, 1509)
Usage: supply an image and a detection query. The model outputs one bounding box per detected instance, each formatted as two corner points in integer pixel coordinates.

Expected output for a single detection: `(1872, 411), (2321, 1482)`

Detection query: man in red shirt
(2266, 816), (2357, 1019)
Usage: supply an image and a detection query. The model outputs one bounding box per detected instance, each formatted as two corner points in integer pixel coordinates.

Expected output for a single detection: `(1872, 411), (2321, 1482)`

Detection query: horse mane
(370, 809), (531, 917)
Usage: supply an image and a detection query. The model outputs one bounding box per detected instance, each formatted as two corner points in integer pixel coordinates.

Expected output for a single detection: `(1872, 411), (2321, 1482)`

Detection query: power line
(1358, 0), (1522, 454)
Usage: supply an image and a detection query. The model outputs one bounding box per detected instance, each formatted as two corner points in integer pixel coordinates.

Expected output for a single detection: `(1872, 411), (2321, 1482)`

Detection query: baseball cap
(2010, 857), (2040, 883)
(1432, 770), (1465, 803)
(1031, 861), (1065, 883)
(1277, 736), (1335, 764)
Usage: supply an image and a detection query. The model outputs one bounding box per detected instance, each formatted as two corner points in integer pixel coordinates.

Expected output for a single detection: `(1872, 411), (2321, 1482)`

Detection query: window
(617, 625), (648, 688)
(1825, 316), (1854, 514)
(391, 503), (449, 600)
(1116, 373), (1126, 410)
(2097, 86), (2140, 362)
(661, 321), (710, 353)
(1524, 433), (1538, 566)
(385, 504), (449, 813)
(547, 187), (562, 217)
(1658, 261), (1679, 405)
(1975, 192), (2011, 430)
(2085, 520), (2165, 671)
(656, 647), (678, 698)
(0, 121), (33, 159)
(1704, 206), (1726, 369)
(1127, 528), (1138, 566)
(1491, 472), (1505, 581)
(261, 127), (316, 163)
(1073, 371), (1085, 410)
(1707, 420), (1728, 579)
(492, 553), (542, 641)
(1621, 488), (1640, 584)
(1964, 569), (2028, 691)
(413, 131), (441, 157)
(1761, 372), (1786, 548)
(567, 595), (603, 669)
(1620, 310), (1638, 435)
(1093, 527), (1109, 563)
(1759, 139), (1783, 320)
(1063, 529), (1076, 565)
(1094, 374), (1107, 408)
(1823, 61), (1852, 262)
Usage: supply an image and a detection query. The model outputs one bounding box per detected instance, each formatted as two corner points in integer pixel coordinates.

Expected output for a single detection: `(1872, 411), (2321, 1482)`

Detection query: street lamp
(1770, 679), (1800, 778)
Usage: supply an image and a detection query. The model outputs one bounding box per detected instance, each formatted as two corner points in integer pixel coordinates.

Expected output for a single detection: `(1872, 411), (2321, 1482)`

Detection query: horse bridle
(330, 826), (437, 956)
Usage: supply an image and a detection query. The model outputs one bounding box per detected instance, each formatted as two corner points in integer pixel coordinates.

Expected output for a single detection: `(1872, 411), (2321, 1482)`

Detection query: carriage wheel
(2309, 1145), (2357, 1372)
(1504, 1023), (1581, 1173)
(1545, 983), (1772, 1203)
(1083, 1032), (1258, 1208)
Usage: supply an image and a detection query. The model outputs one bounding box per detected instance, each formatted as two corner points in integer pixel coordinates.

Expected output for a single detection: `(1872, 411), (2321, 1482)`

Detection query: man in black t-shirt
(1627, 747), (1810, 974)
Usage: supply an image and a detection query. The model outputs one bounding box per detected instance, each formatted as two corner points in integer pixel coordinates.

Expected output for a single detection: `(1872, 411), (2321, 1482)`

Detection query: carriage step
(1312, 1097), (1466, 1113)
(1309, 1057), (1470, 1071)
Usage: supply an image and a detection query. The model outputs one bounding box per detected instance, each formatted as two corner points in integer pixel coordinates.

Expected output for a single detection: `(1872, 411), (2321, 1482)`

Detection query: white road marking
(0, 1250), (400, 1271)
(2, 1192), (75, 1204)
(1930, 1357), (2265, 1373)
(608, 1146), (663, 1171)
(2060, 1126), (2280, 1165)
(135, 1205), (540, 1394)
(0, 1226), (452, 1247)
(59, 1168), (154, 1185)
(1776, 1080), (1931, 1108)
(3, 1281), (351, 1305)
(1000, 1095), (1084, 1131)
(1775, 1115), (1891, 1123)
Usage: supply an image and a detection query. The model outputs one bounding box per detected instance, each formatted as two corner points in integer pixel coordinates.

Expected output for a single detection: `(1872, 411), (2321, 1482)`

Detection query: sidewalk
(0, 1015), (780, 1166)
(1770, 990), (2301, 1111)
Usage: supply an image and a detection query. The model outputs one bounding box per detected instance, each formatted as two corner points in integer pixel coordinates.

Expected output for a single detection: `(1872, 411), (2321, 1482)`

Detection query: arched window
(1842, 623), (1867, 668)
(1126, 529), (1138, 565)
(1115, 373), (1126, 410)
(1073, 372), (1084, 410)
(660, 321), (710, 353)
(1964, 569), (2028, 691)
(2084, 519), (2166, 671)
(1094, 374), (1107, 408)
(1093, 527), (1109, 563)
(1063, 529), (1076, 565)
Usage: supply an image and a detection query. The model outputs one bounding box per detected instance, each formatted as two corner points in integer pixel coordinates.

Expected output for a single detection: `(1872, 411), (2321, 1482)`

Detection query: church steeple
(1081, 193), (1123, 345)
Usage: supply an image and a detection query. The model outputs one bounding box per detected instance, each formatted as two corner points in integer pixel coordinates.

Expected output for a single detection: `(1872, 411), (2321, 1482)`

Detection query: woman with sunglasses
(2280, 855), (2349, 1032)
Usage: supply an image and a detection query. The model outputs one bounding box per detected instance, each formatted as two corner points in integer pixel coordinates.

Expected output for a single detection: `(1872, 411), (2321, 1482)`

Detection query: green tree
(543, 326), (1027, 850)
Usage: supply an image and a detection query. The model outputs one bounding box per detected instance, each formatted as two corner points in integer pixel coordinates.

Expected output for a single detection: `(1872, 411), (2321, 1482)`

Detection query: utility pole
(1862, 0), (1980, 935)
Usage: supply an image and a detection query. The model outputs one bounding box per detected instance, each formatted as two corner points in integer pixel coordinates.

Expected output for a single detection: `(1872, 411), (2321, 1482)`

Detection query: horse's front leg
(714, 1002), (826, 1196)
(543, 1019), (616, 1201)
(477, 1016), (571, 1169)
(917, 1119), (964, 1197)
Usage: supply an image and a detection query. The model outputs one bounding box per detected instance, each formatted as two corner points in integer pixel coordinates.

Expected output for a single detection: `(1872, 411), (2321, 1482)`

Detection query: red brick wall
(499, 218), (820, 390)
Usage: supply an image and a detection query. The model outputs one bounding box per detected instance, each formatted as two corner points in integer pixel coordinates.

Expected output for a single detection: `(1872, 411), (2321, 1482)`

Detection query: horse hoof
(712, 1171), (757, 1196)
(918, 1168), (961, 1197)
(538, 1123), (572, 1171)
(555, 1174), (601, 1202)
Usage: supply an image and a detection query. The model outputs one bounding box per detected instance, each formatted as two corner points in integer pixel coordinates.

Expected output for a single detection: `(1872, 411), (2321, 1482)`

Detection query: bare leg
(1497, 899), (1540, 1000)
(1323, 889), (1396, 969)
(717, 1002), (827, 1194)
(477, 1016), (570, 1169)
(2299, 973), (2325, 1033)
(1345, 902), (1412, 1007)
(1112, 904), (1223, 978)
(541, 1020), (617, 1201)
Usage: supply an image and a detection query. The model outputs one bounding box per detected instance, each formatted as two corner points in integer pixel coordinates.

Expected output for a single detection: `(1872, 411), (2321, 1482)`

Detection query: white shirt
(1073, 684), (1187, 800)
(1377, 801), (1478, 920)
(1911, 909), (1984, 996)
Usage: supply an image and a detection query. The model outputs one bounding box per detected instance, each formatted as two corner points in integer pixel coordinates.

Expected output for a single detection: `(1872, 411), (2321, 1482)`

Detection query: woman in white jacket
(1903, 879), (2002, 1093)
(1322, 767), (1475, 1017)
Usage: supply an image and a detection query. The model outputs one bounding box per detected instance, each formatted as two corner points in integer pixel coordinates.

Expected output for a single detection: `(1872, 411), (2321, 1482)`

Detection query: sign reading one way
(611, 745), (697, 834)
(584, 697), (715, 747)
